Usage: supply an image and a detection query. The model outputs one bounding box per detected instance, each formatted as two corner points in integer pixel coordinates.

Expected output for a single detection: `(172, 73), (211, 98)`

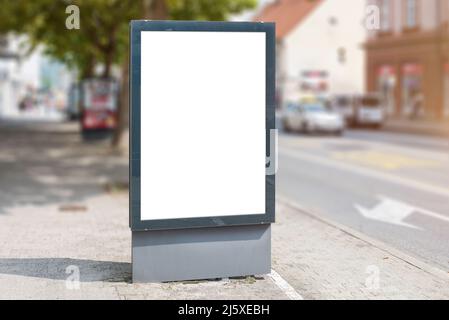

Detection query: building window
(442, 0), (449, 26)
(328, 16), (338, 26)
(404, 0), (418, 28)
(402, 63), (424, 118)
(444, 62), (449, 118)
(337, 47), (346, 64)
(377, 65), (397, 116)
(379, 0), (392, 31)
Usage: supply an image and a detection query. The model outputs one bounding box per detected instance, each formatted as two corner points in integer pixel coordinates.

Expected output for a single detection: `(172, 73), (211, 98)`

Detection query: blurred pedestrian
(410, 90), (424, 119)
(18, 97), (26, 112)
(18, 96), (32, 113)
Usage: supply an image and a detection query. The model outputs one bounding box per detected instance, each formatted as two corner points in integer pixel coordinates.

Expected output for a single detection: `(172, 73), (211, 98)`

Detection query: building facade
(0, 35), (19, 117)
(0, 35), (74, 118)
(365, 0), (449, 119)
(0, 35), (42, 118)
(254, 0), (367, 106)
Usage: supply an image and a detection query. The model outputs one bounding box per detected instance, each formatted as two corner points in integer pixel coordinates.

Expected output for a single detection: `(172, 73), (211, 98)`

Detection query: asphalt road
(278, 127), (449, 271)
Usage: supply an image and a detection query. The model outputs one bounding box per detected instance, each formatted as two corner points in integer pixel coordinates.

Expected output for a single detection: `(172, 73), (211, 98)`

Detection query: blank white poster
(140, 31), (266, 221)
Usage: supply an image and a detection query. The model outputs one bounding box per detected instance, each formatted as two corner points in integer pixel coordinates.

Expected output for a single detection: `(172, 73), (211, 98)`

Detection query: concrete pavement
(273, 200), (449, 299)
(0, 121), (287, 300)
(1, 191), (448, 299)
(0, 120), (448, 299)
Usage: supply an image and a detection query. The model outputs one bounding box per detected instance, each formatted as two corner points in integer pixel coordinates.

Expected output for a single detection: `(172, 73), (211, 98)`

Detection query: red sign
(83, 110), (117, 129)
(402, 63), (423, 75)
(83, 79), (118, 111)
(377, 65), (395, 76)
(81, 78), (118, 130)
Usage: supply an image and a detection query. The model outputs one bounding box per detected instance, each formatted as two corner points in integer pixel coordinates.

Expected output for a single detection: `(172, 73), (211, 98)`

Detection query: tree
(0, 0), (139, 78)
(0, 0), (257, 146)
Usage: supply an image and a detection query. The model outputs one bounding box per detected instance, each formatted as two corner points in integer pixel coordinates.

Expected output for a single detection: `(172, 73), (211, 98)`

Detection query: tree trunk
(102, 30), (117, 79)
(81, 56), (96, 79)
(102, 49), (113, 78)
(147, 0), (168, 18)
(111, 0), (168, 148)
(112, 54), (129, 146)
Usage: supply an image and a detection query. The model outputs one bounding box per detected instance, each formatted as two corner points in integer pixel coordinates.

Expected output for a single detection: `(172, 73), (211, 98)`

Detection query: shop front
(444, 62), (449, 118)
(366, 29), (448, 120)
(401, 63), (424, 118)
(377, 65), (397, 117)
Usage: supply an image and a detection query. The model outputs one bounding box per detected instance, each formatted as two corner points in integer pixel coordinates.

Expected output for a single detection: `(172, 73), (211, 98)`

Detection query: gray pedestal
(132, 224), (271, 283)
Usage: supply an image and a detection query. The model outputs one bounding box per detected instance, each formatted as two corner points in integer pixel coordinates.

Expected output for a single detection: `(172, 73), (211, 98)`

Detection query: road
(278, 127), (449, 270)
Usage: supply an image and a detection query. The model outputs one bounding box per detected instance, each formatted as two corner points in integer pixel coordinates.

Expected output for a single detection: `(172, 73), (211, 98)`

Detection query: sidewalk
(0, 122), (286, 300)
(0, 193), (287, 300)
(1, 192), (448, 299)
(273, 200), (449, 299)
(384, 118), (449, 137)
(0, 121), (448, 299)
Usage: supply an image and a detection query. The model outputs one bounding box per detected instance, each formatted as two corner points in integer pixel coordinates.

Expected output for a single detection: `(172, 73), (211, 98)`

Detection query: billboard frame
(130, 20), (275, 231)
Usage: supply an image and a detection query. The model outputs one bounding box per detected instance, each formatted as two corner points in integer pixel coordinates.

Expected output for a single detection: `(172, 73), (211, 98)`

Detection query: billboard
(130, 21), (275, 231)
(81, 78), (118, 130)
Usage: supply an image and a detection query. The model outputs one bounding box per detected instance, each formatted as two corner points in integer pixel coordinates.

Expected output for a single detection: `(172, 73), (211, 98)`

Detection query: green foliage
(168, 0), (257, 20)
(0, 0), (256, 79)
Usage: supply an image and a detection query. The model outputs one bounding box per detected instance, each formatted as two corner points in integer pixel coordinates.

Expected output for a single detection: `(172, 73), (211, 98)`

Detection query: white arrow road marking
(355, 196), (449, 229)
(355, 197), (420, 229)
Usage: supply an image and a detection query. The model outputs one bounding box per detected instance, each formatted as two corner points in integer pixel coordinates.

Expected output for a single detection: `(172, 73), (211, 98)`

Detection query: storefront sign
(377, 65), (395, 76)
(402, 63), (423, 75)
(81, 78), (118, 130)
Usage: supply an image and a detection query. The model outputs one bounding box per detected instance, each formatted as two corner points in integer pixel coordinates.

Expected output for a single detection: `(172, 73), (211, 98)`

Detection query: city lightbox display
(130, 21), (275, 231)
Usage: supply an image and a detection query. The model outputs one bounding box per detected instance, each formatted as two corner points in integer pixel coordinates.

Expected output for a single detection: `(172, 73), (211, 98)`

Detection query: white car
(353, 94), (385, 127)
(282, 101), (345, 135)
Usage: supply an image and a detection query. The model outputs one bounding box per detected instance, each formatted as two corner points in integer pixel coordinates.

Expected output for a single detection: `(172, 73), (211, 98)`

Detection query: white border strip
(268, 269), (304, 300)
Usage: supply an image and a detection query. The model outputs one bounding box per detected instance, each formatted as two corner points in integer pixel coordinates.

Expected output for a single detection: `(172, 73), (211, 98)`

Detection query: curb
(276, 195), (449, 282)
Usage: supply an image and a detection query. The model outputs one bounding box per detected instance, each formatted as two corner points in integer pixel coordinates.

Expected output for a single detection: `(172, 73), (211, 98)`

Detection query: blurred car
(66, 83), (81, 120)
(331, 94), (356, 125)
(282, 100), (345, 135)
(298, 93), (330, 106)
(353, 94), (385, 128)
(331, 93), (385, 128)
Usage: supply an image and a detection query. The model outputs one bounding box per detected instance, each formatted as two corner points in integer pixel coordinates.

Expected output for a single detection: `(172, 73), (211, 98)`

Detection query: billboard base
(132, 224), (271, 283)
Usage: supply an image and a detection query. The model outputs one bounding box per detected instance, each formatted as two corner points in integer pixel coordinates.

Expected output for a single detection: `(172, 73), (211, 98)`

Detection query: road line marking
(279, 135), (449, 162)
(401, 201), (449, 224)
(280, 147), (449, 199)
(268, 269), (303, 300)
(332, 151), (440, 170)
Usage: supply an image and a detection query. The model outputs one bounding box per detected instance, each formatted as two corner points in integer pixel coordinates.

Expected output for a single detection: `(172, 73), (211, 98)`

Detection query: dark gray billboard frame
(130, 20), (275, 282)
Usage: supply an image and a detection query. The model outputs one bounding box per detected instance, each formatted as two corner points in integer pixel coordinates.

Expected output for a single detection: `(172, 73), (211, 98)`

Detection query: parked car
(331, 94), (356, 125)
(66, 83), (81, 121)
(331, 93), (385, 128)
(353, 94), (385, 128)
(282, 100), (345, 135)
